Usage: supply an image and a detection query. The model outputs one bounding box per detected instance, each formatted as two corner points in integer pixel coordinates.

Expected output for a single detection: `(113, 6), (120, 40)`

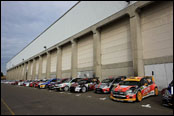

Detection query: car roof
(124, 77), (143, 82)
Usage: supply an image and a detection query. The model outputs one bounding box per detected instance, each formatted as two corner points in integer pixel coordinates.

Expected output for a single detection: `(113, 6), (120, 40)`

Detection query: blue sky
(1, 1), (78, 75)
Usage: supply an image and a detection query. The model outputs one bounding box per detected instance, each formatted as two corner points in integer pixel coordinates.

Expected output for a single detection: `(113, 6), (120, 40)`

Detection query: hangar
(6, 1), (173, 90)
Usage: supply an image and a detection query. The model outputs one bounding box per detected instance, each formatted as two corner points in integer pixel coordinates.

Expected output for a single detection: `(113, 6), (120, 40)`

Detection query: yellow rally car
(110, 76), (158, 102)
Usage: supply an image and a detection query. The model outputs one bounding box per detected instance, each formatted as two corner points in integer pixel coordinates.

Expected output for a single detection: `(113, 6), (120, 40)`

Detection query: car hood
(114, 85), (135, 92)
(97, 83), (110, 88)
(40, 82), (49, 85)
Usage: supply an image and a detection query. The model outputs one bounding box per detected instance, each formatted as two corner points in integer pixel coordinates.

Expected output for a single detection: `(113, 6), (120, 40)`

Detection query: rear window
(102, 79), (114, 83)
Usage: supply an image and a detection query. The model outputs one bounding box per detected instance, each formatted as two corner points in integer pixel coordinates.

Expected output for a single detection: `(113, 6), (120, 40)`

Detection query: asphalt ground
(1, 84), (173, 115)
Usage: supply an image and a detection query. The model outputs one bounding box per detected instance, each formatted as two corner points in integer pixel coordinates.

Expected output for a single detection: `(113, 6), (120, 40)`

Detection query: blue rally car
(39, 78), (57, 89)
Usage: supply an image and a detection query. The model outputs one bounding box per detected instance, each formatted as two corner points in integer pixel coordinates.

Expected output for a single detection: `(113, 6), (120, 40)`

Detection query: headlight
(103, 86), (109, 89)
(126, 90), (133, 95)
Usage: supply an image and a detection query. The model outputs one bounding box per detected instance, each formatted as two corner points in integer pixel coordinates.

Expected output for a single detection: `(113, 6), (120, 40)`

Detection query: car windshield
(78, 80), (87, 84)
(71, 78), (83, 83)
(63, 78), (72, 83)
(119, 81), (140, 86)
(101, 79), (114, 83)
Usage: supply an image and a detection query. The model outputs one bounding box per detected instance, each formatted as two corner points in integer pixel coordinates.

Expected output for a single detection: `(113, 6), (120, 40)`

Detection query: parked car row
(2, 76), (173, 107)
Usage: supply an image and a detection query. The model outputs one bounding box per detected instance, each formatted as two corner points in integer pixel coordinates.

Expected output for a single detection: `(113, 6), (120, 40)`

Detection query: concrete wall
(141, 1), (173, 60)
(35, 58), (39, 76)
(77, 34), (93, 69)
(50, 50), (57, 73)
(42, 55), (47, 74)
(62, 44), (72, 71)
(101, 17), (133, 78)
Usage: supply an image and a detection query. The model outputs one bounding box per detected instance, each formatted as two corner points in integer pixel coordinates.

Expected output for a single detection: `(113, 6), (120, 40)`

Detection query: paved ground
(1, 84), (173, 115)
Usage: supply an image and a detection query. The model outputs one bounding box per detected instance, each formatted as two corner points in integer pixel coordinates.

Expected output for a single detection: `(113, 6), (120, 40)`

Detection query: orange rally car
(110, 76), (158, 102)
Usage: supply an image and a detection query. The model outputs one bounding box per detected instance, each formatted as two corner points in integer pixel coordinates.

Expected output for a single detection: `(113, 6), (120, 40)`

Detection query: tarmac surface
(1, 84), (173, 115)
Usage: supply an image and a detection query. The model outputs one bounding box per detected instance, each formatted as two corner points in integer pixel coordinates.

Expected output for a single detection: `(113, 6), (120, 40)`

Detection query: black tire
(55, 88), (58, 92)
(45, 84), (48, 89)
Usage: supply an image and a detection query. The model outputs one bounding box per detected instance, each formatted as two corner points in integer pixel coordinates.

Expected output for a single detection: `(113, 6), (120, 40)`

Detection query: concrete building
(6, 1), (173, 90)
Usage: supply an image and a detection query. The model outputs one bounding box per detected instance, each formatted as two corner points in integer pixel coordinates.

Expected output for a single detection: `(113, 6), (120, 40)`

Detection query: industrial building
(6, 1), (173, 90)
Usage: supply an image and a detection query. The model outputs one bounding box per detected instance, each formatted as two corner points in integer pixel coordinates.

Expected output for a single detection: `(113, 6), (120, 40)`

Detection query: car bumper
(40, 85), (46, 88)
(95, 88), (110, 93)
(110, 95), (136, 102)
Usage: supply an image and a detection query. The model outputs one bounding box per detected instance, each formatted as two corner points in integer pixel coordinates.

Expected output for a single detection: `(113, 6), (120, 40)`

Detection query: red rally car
(110, 76), (158, 102)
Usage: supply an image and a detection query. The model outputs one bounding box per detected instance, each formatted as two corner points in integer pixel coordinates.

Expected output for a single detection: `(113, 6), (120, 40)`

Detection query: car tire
(136, 91), (142, 102)
(154, 87), (158, 96)
(45, 84), (48, 89)
(64, 86), (69, 92)
(81, 86), (87, 93)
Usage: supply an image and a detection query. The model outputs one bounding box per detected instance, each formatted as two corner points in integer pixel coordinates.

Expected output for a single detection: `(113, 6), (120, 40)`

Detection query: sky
(1, 1), (78, 75)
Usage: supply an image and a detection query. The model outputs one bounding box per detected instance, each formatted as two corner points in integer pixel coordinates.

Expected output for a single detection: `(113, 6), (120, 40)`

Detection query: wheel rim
(64, 87), (68, 91)
(82, 87), (86, 92)
(155, 88), (158, 95)
(137, 91), (142, 101)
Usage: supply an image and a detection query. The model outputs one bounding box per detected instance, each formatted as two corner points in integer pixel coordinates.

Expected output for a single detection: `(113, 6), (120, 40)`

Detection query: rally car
(18, 80), (24, 86)
(48, 78), (69, 90)
(54, 78), (83, 92)
(10, 80), (18, 85)
(34, 79), (43, 88)
(161, 80), (173, 107)
(110, 76), (158, 102)
(23, 80), (32, 87)
(29, 80), (37, 87)
(69, 77), (99, 93)
(39, 78), (57, 89)
(94, 76), (127, 93)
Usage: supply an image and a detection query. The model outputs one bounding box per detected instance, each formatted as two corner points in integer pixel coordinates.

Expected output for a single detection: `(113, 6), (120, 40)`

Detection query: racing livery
(110, 76), (158, 102)
(161, 80), (173, 107)
(54, 78), (83, 92)
(18, 80), (24, 86)
(95, 76), (126, 93)
(70, 77), (99, 93)
(48, 78), (69, 90)
(39, 78), (57, 89)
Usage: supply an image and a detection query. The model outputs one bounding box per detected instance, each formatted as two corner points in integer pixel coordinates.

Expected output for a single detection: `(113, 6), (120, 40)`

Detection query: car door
(140, 78), (149, 97)
(142, 78), (152, 97)
(146, 77), (154, 95)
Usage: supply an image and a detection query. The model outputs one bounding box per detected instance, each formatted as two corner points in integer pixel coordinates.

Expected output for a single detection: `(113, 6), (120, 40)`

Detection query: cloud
(1, 1), (78, 74)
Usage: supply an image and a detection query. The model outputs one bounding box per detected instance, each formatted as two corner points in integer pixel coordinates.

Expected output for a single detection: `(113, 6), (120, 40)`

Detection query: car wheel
(64, 86), (69, 92)
(136, 91), (142, 102)
(81, 86), (87, 93)
(45, 84), (48, 89)
(154, 87), (158, 96)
